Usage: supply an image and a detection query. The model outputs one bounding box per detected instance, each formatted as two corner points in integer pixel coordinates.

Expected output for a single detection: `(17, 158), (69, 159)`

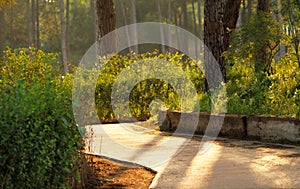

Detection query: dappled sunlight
(248, 147), (300, 188)
(177, 144), (223, 188)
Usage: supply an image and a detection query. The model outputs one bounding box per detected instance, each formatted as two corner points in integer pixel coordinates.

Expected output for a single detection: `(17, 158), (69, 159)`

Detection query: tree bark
(192, 0), (198, 58)
(247, 0), (252, 20)
(254, 0), (270, 72)
(95, 0), (116, 55)
(241, 0), (247, 25)
(167, 0), (172, 52)
(60, 0), (69, 74)
(0, 9), (5, 56)
(90, 0), (97, 41)
(66, 0), (70, 62)
(130, 0), (138, 55)
(197, 0), (203, 53)
(9, 4), (13, 48)
(36, 0), (40, 48)
(204, 0), (225, 89)
(223, 0), (241, 52)
(257, 0), (270, 13)
(204, 0), (241, 89)
(157, 0), (165, 54)
(26, 0), (33, 46)
(182, 0), (188, 50)
(120, 0), (132, 54)
(182, 0), (188, 30)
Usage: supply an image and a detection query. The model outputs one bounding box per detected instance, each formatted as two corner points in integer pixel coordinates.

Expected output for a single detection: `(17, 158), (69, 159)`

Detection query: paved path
(86, 123), (300, 189)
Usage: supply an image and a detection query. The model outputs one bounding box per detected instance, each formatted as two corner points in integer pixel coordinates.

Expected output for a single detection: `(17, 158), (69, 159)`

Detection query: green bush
(225, 46), (300, 118)
(94, 51), (204, 121)
(0, 48), (81, 188)
(93, 50), (300, 120)
(265, 54), (300, 117)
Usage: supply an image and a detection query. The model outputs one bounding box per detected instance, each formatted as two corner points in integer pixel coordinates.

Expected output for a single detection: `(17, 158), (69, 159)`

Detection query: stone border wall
(158, 111), (300, 144)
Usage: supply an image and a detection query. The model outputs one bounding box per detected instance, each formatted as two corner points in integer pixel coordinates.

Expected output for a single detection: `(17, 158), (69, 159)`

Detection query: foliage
(0, 48), (82, 188)
(0, 0), (14, 10)
(228, 13), (282, 73)
(93, 51), (205, 121)
(265, 54), (300, 117)
(280, 0), (300, 67)
(225, 49), (300, 118)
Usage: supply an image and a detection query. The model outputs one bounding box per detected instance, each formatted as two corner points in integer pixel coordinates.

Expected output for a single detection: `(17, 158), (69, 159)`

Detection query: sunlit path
(87, 123), (300, 189)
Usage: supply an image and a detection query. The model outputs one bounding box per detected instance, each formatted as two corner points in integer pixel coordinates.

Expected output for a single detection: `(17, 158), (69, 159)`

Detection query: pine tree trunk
(255, 0), (270, 72)
(36, 0), (40, 48)
(247, 0), (252, 20)
(26, 0), (33, 46)
(120, 0), (132, 54)
(60, 0), (69, 74)
(197, 0), (203, 52)
(204, 0), (226, 89)
(182, 0), (188, 50)
(192, 0), (198, 58)
(9, 5), (13, 48)
(0, 9), (5, 56)
(90, 0), (97, 41)
(223, 0), (241, 52)
(167, 0), (172, 52)
(157, 0), (165, 54)
(31, 0), (36, 47)
(95, 0), (116, 55)
(130, 0), (138, 55)
(241, 0), (247, 25)
(257, 0), (270, 12)
(66, 0), (70, 62)
(204, 0), (241, 89)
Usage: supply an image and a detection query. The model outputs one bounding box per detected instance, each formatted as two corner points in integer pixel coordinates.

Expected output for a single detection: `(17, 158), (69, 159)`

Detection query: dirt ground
(85, 154), (156, 189)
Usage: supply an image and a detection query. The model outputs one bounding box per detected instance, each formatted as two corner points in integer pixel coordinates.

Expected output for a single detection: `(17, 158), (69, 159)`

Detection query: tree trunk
(31, 0), (36, 47)
(257, 0), (270, 13)
(157, 0), (165, 54)
(241, 0), (246, 25)
(9, 5), (13, 48)
(167, 0), (172, 52)
(197, 0), (203, 53)
(26, 0), (33, 46)
(204, 0), (241, 89)
(66, 0), (70, 62)
(223, 0), (241, 52)
(36, 0), (40, 48)
(90, 0), (97, 41)
(182, 0), (188, 30)
(60, 0), (69, 74)
(247, 0), (252, 20)
(95, 0), (116, 55)
(254, 0), (270, 72)
(182, 0), (188, 50)
(204, 0), (225, 89)
(0, 9), (5, 56)
(130, 0), (138, 55)
(120, 0), (132, 54)
(192, 0), (198, 58)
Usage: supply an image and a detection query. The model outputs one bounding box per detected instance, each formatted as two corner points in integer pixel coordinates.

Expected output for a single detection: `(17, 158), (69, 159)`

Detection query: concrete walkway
(86, 123), (300, 189)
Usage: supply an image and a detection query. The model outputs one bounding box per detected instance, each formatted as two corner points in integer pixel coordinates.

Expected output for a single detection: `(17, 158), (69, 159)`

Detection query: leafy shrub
(0, 48), (81, 188)
(225, 41), (300, 118)
(265, 54), (300, 117)
(94, 51), (204, 121)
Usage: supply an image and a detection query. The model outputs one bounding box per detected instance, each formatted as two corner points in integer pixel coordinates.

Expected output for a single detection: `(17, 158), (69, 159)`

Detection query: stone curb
(159, 111), (300, 144)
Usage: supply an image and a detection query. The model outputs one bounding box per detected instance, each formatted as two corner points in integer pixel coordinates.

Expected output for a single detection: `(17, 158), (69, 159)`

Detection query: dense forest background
(1, 0), (288, 64)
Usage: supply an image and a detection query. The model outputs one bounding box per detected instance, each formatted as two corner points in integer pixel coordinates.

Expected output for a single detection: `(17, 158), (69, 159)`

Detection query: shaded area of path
(86, 123), (300, 188)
